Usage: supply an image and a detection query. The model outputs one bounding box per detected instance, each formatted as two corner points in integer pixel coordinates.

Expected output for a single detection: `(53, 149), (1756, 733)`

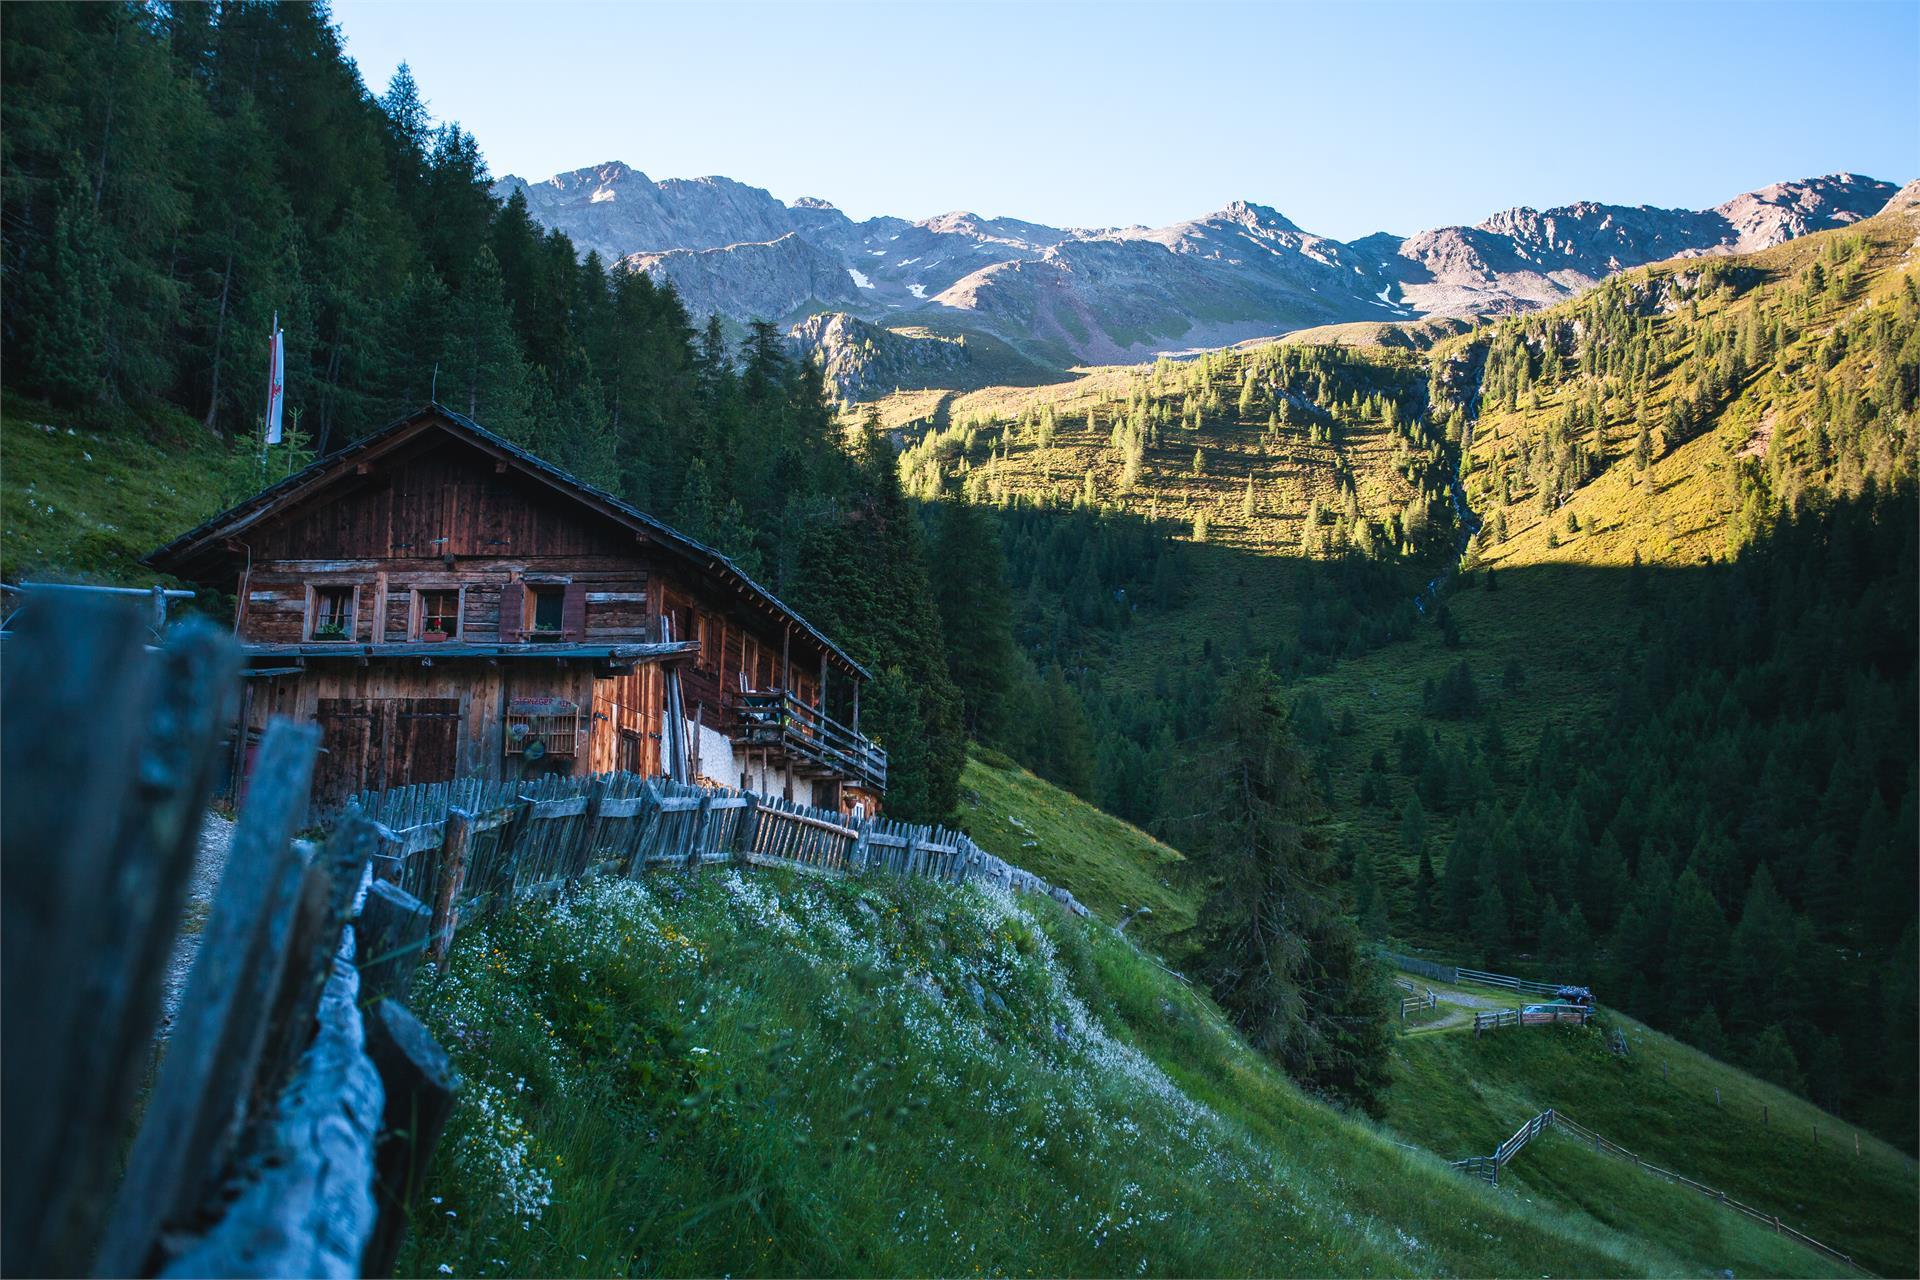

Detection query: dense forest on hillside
(0, 1), (964, 820)
(909, 208), (1919, 1143)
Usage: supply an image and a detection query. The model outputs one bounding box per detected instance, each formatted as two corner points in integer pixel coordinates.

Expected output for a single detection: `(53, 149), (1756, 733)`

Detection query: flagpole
(260, 312), (275, 477)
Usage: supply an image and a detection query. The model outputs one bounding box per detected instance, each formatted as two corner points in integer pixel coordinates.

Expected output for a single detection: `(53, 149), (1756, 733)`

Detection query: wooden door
(313, 697), (377, 812)
(387, 697), (462, 789)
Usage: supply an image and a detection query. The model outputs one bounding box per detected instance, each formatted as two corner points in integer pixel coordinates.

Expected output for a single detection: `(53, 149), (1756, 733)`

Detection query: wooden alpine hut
(145, 404), (886, 815)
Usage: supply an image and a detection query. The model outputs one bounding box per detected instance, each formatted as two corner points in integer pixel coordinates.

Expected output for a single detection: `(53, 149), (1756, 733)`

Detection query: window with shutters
(528, 585), (565, 639)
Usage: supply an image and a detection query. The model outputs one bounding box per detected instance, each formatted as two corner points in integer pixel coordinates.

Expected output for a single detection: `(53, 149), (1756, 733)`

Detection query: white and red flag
(264, 314), (285, 445)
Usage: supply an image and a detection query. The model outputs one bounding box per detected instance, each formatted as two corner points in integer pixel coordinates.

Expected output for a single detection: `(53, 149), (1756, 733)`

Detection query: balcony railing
(729, 689), (887, 793)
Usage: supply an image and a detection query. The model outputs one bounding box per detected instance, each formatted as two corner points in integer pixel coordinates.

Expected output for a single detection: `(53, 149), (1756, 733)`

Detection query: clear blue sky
(332, 0), (1917, 239)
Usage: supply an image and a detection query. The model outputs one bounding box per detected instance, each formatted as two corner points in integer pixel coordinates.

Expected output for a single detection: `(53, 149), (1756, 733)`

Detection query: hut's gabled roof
(144, 404), (872, 680)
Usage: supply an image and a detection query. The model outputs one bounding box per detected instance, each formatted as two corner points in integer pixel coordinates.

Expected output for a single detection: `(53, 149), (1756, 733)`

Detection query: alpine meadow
(0, 4), (1914, 1279)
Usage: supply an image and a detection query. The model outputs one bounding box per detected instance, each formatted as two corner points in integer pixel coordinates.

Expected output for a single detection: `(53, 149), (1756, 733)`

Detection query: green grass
(957, 746), (1198, 961)
(397, 865), (1774, 1279)
(0, 396), (238, 586)
(1386, 1008), (1920, 1277)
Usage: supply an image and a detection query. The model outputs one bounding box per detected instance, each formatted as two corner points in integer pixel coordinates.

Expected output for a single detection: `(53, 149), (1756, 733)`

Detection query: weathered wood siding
(217, 428), (857, 802)
(246, 664), (604, 809)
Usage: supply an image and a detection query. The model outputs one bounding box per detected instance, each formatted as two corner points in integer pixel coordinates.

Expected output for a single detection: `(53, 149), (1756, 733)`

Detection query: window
(308, 585), (355, 641)
(416, 589), (460, 641)
(616, 727), (644, 774)
(528, 585), (565, 637)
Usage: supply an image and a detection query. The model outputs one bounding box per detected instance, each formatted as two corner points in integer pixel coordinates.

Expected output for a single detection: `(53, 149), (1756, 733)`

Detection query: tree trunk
(202, 239), (236, 435)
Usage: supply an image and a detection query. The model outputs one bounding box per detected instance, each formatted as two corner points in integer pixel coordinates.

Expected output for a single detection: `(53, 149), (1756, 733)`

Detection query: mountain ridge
(498, 166), (1902, 371)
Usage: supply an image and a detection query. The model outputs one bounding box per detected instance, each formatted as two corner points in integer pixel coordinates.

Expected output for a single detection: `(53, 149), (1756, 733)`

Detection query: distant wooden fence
(1399, 985), (1437, 1020)
(347, 770), (1091, 952)
(1548, 1112), (1872, 1276)
(1455, 966), (1569, 997)
(2, 595), (454, 1278)
(1381, 951), (1460, 984)
(1380, 951), (1587, 1000)
(1472, 1005), (1592, 1035)
(1444, 1108), (1871, 1276)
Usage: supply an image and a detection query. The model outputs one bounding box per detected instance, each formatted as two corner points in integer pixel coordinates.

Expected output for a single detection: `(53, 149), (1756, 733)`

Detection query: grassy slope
(957, 746), (1198, 961)
(0, 397), (237, 587)
(1387, 1008), (1920, 1277)
(1455, 203), (1919, 571)
(397, 861), (1819, 1279)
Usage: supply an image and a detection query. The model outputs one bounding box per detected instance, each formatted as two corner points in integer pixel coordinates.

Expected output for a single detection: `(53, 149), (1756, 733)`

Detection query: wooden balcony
(729, 689), (887, 794)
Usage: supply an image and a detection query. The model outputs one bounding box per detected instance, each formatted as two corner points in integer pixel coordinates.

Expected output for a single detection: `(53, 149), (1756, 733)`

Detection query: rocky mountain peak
(1215, 199), (1301, 234)
(500, 162), (1905, 369)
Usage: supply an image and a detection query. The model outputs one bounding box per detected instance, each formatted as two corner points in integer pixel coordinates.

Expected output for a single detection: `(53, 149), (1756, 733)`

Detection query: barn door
(313, 697), (377, 812)
(386, 697), (462, 789)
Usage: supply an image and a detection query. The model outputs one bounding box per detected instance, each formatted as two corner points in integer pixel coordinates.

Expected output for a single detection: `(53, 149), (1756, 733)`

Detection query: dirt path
(155, 812), (235, 1041)
(1404, 984), (1508, 1034)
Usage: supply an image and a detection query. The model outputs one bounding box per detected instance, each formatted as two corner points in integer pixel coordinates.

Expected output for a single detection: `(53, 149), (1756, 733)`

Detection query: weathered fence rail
(1442, 1107), (1872, 1276)
(1472, 1004), (1592, 1035)
(1379, 951), (1587, 999)
(345, 771), (1091, 948)
(1380, 951), (1461, 984)
(1455, 966), (1568, 997)
(1400, 987), (1437, 1019)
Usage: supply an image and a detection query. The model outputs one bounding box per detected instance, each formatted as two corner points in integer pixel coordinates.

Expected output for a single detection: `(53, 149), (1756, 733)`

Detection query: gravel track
(155, 811), (235, 1041)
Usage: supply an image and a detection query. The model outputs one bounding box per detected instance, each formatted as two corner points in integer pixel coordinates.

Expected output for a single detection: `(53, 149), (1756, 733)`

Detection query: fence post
(361, 1001), (457, 1279)
(490, 799), (535, 903)
(685, 790), (713, 872)
(734, 790), (759, 869)
(1, 602), (239, 1278)
(358, 880), (432, 1007)
(97, 718), (323, 1279)
(564, 778), (609, 887)
(427, 808), (472, 968)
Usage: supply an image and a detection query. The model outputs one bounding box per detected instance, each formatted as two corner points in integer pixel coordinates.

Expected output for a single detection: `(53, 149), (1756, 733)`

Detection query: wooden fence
(1380, 951), (1461, 984)
(1547, 1112), (1872, 1276)
(346, 771), (1089, 950)
(2, 596), (455, 1278)
(1443, 1107), (1871, 1276)
(1379, 951), (1585, 998)
(1472, 1005), (1593, 1035)
(1455, 966), (1570, 997)
(1399, 987), (1437, 1019)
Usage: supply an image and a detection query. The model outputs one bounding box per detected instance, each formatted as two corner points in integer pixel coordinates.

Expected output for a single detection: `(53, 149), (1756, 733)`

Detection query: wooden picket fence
(3, 596), (454, 1279)
(346, 770), (1086, 954)
(1445, 1108), (1871, 1276)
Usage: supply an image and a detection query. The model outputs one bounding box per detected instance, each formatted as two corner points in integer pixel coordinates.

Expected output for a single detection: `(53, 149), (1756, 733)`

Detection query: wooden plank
(99, 718), (323, 1278)
(157, 932), (382, 1280)
(0, 594), (159, 1278)
(360, 1001), (457, 1278)
(528, 795), (588, 820)
(357, 880), (432, 1007)
(252, 811), (377, 1128)
(428, 809), (474, 967)
(563, 779), (610, 885)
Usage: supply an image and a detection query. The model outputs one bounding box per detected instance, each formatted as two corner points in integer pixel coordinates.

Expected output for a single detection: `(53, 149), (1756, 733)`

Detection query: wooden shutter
(561, 582), (587, 640)
(499, 581), (526, 642)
